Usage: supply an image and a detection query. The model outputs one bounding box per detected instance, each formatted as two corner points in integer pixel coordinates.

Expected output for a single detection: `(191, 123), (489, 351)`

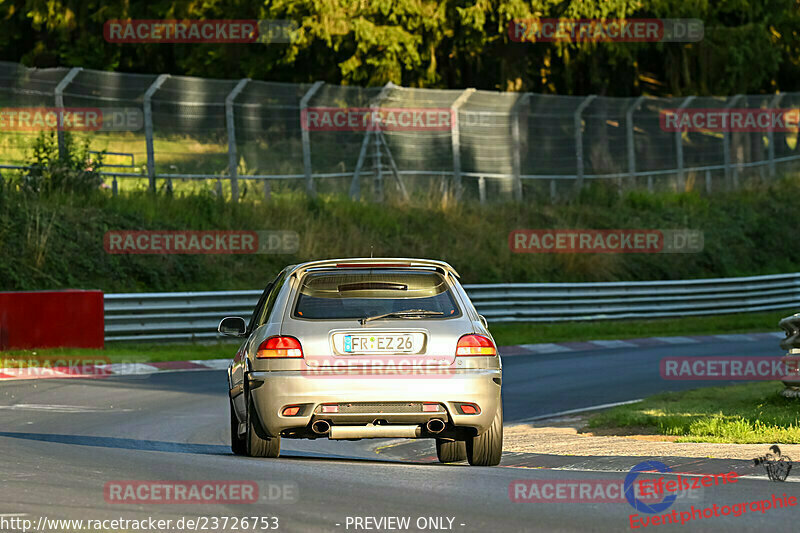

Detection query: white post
(626, 96), (647, 180)
(225, 78), (250, 203)
(674, 95), (696, 192)
(574, 95), (597, 193)
(54, 67), (82, 158)
(767, 93), (784, 178)
(511, 93), (531, 202)
(349, 82), (396, 200)
(723, 94), (744, 190)
(300, 81), (324, 196)
(143, 74), (170, 192)
(451, 88), (476, 201)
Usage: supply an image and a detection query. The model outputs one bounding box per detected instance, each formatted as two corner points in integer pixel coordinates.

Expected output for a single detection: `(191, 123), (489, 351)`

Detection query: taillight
(456, 334), (497, 356)
(257, 336), (304, 358)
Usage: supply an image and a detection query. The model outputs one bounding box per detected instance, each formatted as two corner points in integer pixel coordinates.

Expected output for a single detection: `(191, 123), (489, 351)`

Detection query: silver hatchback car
(219, 258), (503, 466)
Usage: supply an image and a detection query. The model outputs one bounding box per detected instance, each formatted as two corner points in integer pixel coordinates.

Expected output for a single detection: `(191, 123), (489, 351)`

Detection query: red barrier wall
(0, 290), (104, 350)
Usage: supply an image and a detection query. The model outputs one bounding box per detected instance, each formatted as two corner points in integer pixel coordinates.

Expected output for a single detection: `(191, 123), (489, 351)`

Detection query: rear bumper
(248, 368), (502, 438)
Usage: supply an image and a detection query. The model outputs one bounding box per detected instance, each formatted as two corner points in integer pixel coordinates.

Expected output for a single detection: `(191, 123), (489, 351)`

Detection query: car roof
(287, 258), (460, 279)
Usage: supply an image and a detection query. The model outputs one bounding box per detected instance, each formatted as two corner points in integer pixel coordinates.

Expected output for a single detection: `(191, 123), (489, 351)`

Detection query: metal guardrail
(103, 273), (800, 342)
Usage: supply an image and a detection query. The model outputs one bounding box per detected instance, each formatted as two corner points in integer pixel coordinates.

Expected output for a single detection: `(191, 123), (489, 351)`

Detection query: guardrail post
(511, 93), (531, 202)
(574, 95), (597, 194)
(674, 95), (696, 192)
(300, 81), (324, 197)
(626, 96), (646, 181)
(225, 78), (250, 203)
(143, 74), (170, 193)
(54, 67), (82, 159)
(723, 94), (744, 190)
(768, 93), (784, 178)
(451, 88), (476, 202)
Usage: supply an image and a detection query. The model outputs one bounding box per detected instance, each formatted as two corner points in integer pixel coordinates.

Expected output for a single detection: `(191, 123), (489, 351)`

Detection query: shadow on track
(0, 431), (229, 455)
(0, 431), (452, 467)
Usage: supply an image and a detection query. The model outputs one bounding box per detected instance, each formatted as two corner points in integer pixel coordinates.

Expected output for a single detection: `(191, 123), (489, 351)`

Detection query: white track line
(514, 399), (644, 424)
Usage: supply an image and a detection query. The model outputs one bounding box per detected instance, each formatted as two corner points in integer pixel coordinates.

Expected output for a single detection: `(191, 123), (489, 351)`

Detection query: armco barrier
(103, 273), (800, 343)
(0, 290), (104, 349)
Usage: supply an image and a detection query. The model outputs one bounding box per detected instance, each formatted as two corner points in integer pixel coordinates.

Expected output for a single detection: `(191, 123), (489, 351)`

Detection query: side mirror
(218, 316), (247, 337)
(478, 314), (488, 328)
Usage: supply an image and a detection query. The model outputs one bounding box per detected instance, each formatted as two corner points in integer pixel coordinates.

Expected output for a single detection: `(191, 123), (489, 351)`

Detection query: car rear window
(293, 269), (461, 320)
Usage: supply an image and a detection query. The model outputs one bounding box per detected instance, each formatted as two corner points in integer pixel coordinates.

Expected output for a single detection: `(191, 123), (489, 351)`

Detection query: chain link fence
(2, 60), (800, 203)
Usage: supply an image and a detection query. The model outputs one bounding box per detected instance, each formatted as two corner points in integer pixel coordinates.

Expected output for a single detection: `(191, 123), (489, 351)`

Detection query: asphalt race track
(1, 338), (798, 532)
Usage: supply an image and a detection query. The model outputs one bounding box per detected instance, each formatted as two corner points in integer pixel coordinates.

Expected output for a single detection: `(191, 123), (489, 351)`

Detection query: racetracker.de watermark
(509, 18), (703, 43)
(104, 19), (296, 43)
(0, 356), (111, 380)
(509, 479), (703, 503)
(509, 229), (703, 254)
(660, 356), (800, 380)
(103, 230), (299, 254)
(0, 107), (143, 131)
(301, 356), (457, 380)
(301, 107), (453, 132)
(660, 109), (800, 132)
(104, 480), (298, 504)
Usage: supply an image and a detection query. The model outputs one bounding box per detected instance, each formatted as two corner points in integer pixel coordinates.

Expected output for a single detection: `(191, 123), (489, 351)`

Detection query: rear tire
(245, 392), (280, 458)
(466, 406), (502, 466)
(230, 398), (246, 456)
(436, 438), (467, 463)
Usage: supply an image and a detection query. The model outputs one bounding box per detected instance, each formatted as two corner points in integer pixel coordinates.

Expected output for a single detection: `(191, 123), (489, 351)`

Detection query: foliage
(15, 132), (105, 195)
(1, 1), (799, 95)
(1, 176), (800, 292)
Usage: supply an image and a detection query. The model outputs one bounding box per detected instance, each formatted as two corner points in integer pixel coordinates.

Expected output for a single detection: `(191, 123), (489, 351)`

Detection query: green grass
(489, 310), (790, 345)
(3, 175), (800, 292)
(0, 342), (238, 365)
(587, 382), (800, 444)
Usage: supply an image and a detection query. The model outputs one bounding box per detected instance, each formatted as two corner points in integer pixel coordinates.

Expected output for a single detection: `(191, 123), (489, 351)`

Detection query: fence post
(225, 78), (250, 203)
(723, 94), (744, 190)
(143, 74), (170, 192)
(674, 95), (696, 192)
(54, 67), (82, 159)
(300, 81), (324, 196)
(573, 94), (596, 194)
(451, 88), (475, 201)
(626, 96), (646, 181)
(768, 93), (784, 178)
(511, 93), (530, 202)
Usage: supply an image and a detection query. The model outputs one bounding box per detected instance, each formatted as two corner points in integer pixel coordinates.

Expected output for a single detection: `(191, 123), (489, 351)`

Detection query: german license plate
(342, 334), (417, 354)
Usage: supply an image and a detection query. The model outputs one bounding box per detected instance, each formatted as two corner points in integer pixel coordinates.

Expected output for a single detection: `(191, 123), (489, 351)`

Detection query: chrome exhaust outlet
(329, 424), (422, 440)
(311, 419), (331, 435)
(426, 418), (446, 434)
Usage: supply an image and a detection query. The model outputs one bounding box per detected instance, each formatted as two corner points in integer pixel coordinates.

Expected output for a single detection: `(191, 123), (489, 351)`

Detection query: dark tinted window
(257, 270), (288, 326)
(293, 269), (460, 320)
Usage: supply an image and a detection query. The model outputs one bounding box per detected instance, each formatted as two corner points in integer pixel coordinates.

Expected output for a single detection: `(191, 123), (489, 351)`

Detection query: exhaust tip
(426, 418), (445, 434)
(312, 419), (331, 435)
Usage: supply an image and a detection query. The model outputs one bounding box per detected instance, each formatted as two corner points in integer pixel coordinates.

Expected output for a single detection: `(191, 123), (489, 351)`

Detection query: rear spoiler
(289, 258), (460, 279)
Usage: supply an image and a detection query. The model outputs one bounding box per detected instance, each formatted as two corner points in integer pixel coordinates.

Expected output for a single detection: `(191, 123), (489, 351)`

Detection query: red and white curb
(0, 359), (230, 381)
(500, 331), (786, 357)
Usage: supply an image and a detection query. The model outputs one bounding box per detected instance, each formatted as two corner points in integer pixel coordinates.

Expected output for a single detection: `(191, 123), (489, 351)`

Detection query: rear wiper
(360, 309), (444, 325)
